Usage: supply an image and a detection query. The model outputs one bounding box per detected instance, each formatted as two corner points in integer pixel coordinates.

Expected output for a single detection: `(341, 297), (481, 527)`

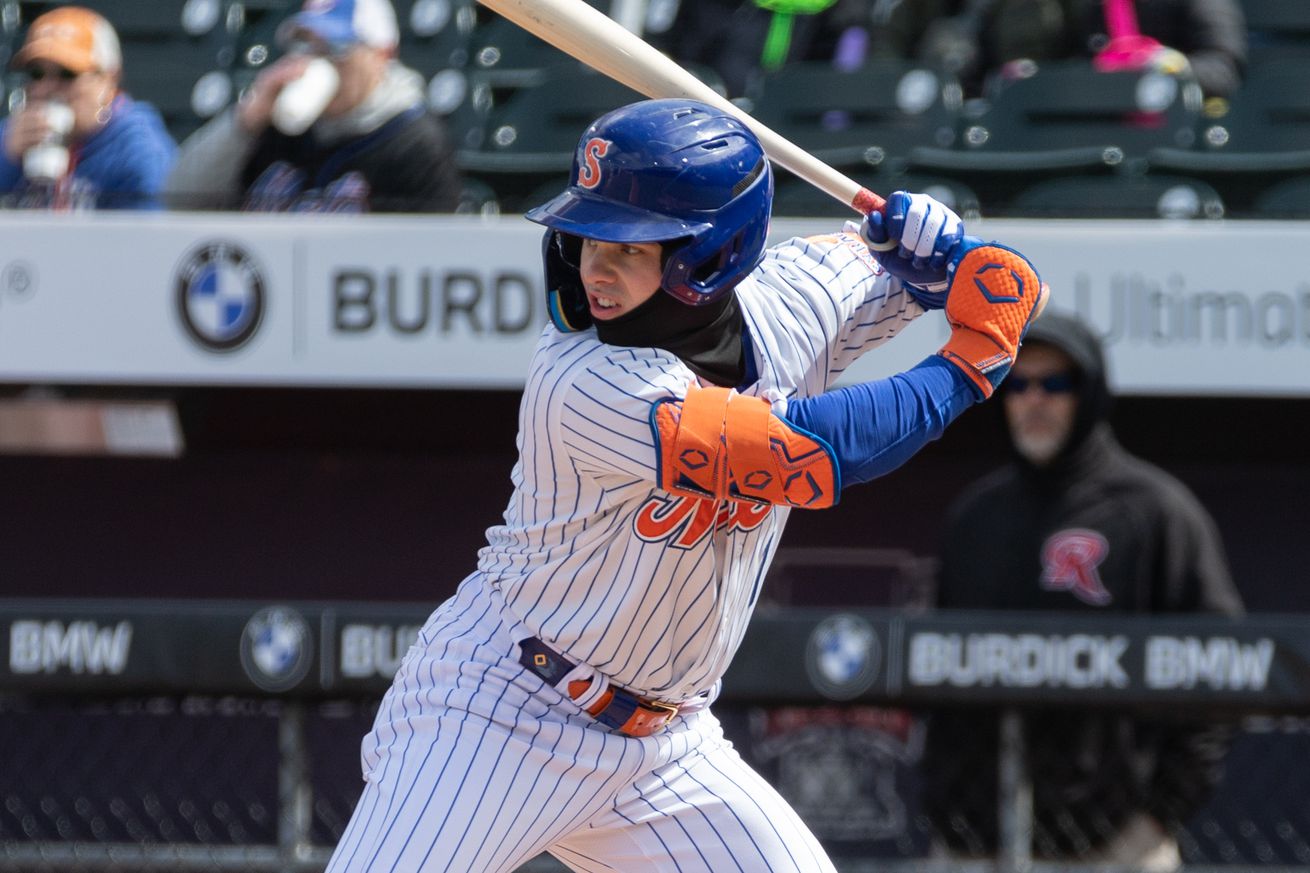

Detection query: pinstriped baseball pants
(325, 578), (838, 873)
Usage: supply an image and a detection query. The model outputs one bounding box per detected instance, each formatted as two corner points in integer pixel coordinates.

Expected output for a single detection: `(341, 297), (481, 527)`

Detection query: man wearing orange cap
(0, 6), (176, 210)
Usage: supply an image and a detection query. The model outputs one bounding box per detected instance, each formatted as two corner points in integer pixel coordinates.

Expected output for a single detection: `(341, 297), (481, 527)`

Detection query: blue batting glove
(860, 190), (964, 310)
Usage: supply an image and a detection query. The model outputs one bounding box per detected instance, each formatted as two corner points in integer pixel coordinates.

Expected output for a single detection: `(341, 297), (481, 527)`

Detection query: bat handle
(851, 187), (885, 215)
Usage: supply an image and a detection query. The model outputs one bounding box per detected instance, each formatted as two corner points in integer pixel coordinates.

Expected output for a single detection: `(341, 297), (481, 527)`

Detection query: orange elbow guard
(652, 384), (838, 509)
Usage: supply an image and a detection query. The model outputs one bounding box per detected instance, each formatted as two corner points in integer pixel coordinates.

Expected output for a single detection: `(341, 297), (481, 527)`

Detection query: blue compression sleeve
(783, 356), (977, 488)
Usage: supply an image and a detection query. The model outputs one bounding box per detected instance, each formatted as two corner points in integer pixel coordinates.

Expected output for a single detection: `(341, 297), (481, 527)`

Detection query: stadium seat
(16, 0), (233, 63)
(18, 0), (193, 38)
(465, 10), (579, 91)
(747, 60), (962, 175)
(1007, 173), (1226, 219)
(906, 61), (1204, 214)
(1243, 0), (1310, 64)
(418, 4), (623, 160)
(455, 63), (644, 210)
(1252, 175), (1310, 218)
(518, 173), (569, 209)
(0, 6), (16, 112)
(1243, 0), (1310, 30)
(394, 0), (475, 76)
(1, 0), (20, 71)
(123, 39), (228, 141)
(1145, 62), (1310, 215)
(455, 174), (500, 216)
(229, 0), (293, 72)
(771, 171), (981, 221)
(216, 0), (296, 130)
(389, 0), (482, 152)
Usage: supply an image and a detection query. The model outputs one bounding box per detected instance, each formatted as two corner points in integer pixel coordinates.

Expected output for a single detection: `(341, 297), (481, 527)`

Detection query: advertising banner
(6, 601), (1310, 711)
(1, 213), (1305, 395)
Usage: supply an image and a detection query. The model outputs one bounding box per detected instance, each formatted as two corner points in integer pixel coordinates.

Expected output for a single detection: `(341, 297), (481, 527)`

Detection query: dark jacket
(241, 106), (462, 213)
(921, 312), (1244, 857)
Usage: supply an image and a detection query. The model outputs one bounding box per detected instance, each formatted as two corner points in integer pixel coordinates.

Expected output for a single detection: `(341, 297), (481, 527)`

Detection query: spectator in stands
(654, 0), (922, 97)
(0, 6), (176, 210)
(918, 0), (1247, 99)
(919, 310), (1245, 870)
(165, 0), (462, 213)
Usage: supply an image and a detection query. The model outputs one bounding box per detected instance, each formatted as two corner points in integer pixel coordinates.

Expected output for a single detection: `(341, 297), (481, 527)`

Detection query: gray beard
(1012, 428), (1067, 466)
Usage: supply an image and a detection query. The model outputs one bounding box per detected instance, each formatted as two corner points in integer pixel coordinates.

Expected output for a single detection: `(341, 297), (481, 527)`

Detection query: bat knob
(1033, 282), (1051, 321)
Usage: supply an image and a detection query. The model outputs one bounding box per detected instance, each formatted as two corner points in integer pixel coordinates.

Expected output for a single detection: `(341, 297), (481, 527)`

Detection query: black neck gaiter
(594, 290), (746, 387)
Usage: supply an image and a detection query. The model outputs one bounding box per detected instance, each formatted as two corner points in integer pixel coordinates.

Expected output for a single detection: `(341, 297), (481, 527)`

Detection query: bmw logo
(175, 242), (265, 352)
(805, 613), (880, 701)
(239, 606), (312, 692)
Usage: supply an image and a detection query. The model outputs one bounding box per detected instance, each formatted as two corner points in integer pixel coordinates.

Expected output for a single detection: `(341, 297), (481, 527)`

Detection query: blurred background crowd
(1, 0), (1307, 219)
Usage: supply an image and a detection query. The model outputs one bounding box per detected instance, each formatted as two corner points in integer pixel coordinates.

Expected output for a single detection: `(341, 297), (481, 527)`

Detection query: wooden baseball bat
(473, 0), (885, 215)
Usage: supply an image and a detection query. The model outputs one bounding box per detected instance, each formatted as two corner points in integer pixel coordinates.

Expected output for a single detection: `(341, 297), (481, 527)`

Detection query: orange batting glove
(938, 237), (1049, 400)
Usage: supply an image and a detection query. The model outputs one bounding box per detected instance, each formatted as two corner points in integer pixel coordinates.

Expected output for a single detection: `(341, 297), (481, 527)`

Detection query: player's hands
(236, 55), (312, 134)
(859, 190), (963, 309)
(938, 236), (1049, 400)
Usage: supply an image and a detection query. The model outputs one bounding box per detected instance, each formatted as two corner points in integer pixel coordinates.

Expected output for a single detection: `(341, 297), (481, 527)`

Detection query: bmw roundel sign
(175, 242), (266, 352)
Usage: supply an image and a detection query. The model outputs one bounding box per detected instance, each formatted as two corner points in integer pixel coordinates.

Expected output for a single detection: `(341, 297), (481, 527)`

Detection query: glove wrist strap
(939, 331), (1011, 399)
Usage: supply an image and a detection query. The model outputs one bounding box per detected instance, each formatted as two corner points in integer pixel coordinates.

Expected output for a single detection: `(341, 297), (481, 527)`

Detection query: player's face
(1003, 344), (1079, 466)
(578, 239), (664, 320)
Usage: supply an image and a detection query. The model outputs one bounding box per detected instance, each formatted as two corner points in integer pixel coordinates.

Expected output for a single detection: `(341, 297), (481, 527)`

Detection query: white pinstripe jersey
(474, 229), (923, 702)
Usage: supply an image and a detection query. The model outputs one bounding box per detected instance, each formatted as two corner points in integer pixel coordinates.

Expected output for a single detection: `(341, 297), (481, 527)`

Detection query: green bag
(754, 0), (840, 69)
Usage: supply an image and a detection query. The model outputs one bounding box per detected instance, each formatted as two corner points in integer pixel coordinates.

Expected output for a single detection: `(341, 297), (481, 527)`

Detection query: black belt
(517, 636), (680, 737)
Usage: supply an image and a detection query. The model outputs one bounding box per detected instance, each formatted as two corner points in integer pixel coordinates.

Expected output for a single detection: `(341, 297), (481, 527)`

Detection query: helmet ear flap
(660, 188), (770, 306)
(542, 231), (592, 332)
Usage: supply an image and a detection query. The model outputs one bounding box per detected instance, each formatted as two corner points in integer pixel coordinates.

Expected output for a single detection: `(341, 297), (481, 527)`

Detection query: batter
(327, 98), (1046, 872)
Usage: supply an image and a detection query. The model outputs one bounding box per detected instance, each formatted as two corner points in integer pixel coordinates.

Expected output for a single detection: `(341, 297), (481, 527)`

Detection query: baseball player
(326, 98), (1046, 873)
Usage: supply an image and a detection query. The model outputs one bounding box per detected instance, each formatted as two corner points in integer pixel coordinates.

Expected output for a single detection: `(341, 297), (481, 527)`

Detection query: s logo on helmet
(577, 138), (612, 190)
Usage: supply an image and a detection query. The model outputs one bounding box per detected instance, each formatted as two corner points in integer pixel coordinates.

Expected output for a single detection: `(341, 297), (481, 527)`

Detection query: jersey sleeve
(755, 229), (925, 393)
(556, 345), (694, 483)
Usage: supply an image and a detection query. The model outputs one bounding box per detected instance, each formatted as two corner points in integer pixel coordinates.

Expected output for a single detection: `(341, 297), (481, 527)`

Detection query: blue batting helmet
(525, 98), (773, 329)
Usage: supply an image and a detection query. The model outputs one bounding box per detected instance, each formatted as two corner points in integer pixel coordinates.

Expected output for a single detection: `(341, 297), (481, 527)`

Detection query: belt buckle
(646, 699), (680, 718)
(626, 697), (680, 737)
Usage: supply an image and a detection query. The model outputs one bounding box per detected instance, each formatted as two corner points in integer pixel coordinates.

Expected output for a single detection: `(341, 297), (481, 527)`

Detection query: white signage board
(0, 212), (1305, 396)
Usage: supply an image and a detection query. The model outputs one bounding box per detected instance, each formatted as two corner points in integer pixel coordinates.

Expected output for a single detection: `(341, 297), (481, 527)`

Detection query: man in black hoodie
(920, 311), (1244, 869)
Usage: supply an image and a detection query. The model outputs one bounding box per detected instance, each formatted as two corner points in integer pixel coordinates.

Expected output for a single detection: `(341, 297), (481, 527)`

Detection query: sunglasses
(25, 65), (79, 82)
(1005, 372), (1077, 395)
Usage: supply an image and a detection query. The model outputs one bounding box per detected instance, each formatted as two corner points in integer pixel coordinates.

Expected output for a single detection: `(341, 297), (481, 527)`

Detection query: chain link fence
(4, 692), (1310, 873)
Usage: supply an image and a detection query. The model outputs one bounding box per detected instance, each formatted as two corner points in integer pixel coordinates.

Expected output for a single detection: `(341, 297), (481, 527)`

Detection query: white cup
(41, 101), (76, 137)
(23, 101), (76, 182)
(270, 57), (341, 136)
